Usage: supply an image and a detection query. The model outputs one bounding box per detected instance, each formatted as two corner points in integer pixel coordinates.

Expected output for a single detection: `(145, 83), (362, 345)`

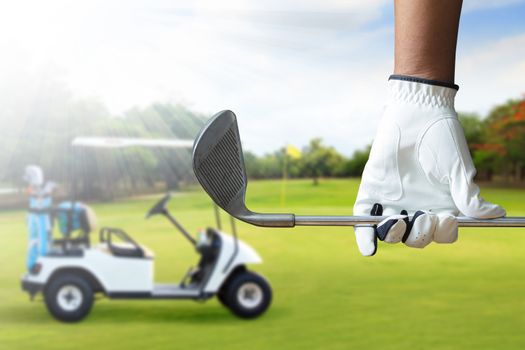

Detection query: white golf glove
(353, 76), (506, 256)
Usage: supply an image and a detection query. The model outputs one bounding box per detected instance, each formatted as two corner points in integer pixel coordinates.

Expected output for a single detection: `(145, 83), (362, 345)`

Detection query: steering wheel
(146, 193), (172, 218)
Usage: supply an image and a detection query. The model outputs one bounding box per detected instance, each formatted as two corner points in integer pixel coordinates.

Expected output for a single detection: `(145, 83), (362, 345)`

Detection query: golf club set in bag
(23, 165), (95, 271)
(191, 110), (525, 245)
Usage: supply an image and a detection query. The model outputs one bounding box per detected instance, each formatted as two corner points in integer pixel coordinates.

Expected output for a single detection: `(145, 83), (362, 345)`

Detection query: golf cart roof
(72, 137), (193, 149)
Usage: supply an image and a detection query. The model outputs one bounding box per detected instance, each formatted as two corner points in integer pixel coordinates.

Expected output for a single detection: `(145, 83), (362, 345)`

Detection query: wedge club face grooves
(192, 110), (295, 227)
(193, 111), (246, 210)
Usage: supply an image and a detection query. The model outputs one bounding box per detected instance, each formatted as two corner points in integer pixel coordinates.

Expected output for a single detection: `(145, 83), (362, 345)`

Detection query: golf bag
(56, 201), (97, 238)
(26, 187), (55, 271)
(24, 166), (59, 270)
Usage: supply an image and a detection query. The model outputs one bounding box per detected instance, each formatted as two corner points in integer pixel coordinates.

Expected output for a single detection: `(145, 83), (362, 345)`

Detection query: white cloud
(0, 0), (523, 156)
(0, 0), (392, 155)
(456, 33), (525, 115)
(463, 0), (525, 12)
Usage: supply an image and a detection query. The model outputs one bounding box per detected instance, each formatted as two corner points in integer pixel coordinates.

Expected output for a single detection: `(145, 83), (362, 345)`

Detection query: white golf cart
(21, 137), (272, 322)
(21, 193), (272, 322)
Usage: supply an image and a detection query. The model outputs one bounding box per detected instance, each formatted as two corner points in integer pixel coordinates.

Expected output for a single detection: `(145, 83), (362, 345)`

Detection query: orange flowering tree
(465, 97), (525, 181)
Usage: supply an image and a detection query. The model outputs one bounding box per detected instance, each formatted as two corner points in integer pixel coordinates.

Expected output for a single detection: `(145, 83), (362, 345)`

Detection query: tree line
(245, 98), (525, 185)
(0, 87), (207, 201)
(244, 140), (370, 184)
(1, 81), (523, 205)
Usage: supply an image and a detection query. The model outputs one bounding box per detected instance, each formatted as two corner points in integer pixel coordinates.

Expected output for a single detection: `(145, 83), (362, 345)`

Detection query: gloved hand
(353, 76), (506, 256)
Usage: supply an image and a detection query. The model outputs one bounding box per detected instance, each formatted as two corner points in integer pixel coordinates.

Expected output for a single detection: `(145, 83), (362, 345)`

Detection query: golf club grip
(293, 216), (525, 227)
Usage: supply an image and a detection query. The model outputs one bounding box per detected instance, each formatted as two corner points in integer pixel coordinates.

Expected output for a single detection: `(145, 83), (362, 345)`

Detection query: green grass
(1, 178), (524, 350)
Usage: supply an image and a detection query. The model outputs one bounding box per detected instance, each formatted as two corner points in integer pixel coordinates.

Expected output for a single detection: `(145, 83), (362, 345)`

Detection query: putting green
(1, 179), (524, 350)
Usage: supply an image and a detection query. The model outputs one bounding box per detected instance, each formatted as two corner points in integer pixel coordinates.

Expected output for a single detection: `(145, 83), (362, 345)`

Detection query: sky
(0, 0), (524, 155)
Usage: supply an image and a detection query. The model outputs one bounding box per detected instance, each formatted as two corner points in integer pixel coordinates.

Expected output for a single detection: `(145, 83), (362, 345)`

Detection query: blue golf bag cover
(56, 201), (96, 236)
(27, 195), (53, 271)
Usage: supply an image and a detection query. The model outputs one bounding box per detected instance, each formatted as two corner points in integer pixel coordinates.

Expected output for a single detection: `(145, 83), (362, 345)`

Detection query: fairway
(1, 179), (524, 350)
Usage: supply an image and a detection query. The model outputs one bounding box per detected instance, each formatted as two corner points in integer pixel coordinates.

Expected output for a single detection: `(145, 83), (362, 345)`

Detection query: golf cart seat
(99, 227), (146, 258)
(109, 243), (145, 258)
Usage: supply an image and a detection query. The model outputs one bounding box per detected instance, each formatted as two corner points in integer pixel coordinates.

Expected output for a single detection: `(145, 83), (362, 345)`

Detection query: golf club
(192, 110), (525, 228)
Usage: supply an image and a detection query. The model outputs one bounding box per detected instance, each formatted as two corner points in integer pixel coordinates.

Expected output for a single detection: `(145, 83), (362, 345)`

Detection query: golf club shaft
(293, 215), (525, 227)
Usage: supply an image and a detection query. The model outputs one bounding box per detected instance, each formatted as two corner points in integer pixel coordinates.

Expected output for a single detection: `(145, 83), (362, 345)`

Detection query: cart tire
(217, 290), (229, 307)
(44, 273), (94, 322)
(223, 271), (272, 319)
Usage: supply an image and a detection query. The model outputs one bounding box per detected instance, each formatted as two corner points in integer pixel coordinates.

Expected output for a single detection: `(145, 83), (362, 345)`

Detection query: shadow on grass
(3, 300), (289, 325)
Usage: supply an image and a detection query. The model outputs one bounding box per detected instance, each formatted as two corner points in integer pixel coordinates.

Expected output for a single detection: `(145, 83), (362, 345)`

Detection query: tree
(0, 72), (208, 201)
(339, 145), (371, 177)
(479, 98), (525, 181)
(300, 138), (344, 185)
(459, 113), (484, 153)
(458, 113), (496, 180)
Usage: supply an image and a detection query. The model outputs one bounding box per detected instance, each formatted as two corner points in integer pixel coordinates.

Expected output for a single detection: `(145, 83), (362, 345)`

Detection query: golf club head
(192, 110), (295, 227)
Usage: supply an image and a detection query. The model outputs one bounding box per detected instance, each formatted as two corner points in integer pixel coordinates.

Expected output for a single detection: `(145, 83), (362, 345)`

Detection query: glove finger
(376, 215), (407, 244)
(454, 189), (505, 219)
(354, 226), (377, 257)
(433, 214), (458, 244)
(449, 172), (506, 219)
(383, 220), (407, 244)
(444, 120), (506, 219)
(404, 212), (437, 249)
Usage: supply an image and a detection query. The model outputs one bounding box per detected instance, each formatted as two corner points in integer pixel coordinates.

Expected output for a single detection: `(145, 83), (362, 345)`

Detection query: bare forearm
(394, 0), (463, 83)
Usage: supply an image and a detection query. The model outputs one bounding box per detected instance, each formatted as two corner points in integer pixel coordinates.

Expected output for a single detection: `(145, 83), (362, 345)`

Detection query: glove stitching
(390, 122), (403, 201)
(415, 116), (457, 186)
(364, 121), (404, 201)
(445, 118), (471, 184)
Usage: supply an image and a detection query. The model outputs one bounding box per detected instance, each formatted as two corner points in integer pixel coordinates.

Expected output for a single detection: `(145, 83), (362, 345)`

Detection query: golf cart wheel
(223, 271), (272, 319)
(44, 273), (94, 322)
(217, 290), (229, 307)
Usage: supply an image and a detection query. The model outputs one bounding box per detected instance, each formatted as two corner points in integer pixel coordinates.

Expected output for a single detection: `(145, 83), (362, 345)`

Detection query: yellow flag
(286, 145), (302, 159)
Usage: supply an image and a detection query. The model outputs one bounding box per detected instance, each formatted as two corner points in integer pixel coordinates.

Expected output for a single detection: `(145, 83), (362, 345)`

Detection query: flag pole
(280, 147), (288, 207)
